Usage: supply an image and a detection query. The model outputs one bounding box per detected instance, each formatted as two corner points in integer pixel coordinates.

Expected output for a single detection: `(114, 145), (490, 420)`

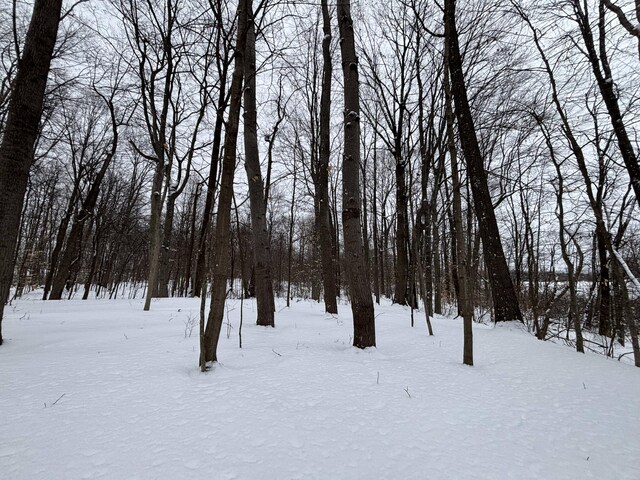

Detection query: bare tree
(337, 0), (376, 348)
(202, 0), (249, 367)
(317, 0), (339, 314)
(242, 0), (275, 327)
(0, 0), (63, 345)
(444, 0), (523, 324)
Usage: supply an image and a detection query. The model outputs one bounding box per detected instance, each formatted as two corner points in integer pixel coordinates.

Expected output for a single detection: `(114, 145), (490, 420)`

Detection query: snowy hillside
(1, 296), (639, 480)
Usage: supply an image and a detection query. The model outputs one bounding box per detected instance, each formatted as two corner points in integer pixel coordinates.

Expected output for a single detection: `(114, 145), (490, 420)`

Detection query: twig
(45, 393), (66, 408)
(272, 348), (282, 357)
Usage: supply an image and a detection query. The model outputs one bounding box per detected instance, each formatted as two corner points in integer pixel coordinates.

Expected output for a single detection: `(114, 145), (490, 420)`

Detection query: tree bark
(0, 0), (63, 345)
(318, 0), (339, 314)
(243, 1), (275, 327)
(337, 0), (376, 348)
(444, 0), (523, 323)
(202, 0), (248, 366)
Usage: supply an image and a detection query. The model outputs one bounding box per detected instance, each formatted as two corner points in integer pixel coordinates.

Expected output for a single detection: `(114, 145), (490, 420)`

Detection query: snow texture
(1, 296), (639, 479)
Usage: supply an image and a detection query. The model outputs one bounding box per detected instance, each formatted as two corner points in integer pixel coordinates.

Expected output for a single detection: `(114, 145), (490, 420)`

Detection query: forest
(2, 1), (640, 478)
(2, 0), (640, 368)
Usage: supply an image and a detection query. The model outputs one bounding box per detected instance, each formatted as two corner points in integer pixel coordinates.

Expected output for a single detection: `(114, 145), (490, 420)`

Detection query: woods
(1, 0), (640, 368)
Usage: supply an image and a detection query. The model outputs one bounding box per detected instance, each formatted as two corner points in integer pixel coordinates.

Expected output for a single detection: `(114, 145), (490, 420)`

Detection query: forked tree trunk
(337, 0), (376, 348)
(444, 0), (522, 323)
(0, 0), (63, 345)
(201, 0), (248, 367)
(243, 1), (275, 327)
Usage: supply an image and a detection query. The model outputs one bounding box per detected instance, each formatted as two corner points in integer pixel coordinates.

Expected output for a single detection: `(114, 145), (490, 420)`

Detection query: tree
(0, 0), (64, 345)
(242, 0), (275, 327)
(337, 0), (376, 348)
(571, 0), (640, 211)
(201, 0), (249, 367)
(444, 0), (523, 324)
(361, 3), (417, 307)
(317, 0), (339, 314)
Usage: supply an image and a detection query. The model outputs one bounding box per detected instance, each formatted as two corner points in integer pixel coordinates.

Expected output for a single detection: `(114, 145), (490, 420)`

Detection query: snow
(1, 295), (639, 480)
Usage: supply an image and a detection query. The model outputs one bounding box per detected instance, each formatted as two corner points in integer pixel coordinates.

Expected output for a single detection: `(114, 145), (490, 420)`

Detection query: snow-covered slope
(1, 296), (638, 479)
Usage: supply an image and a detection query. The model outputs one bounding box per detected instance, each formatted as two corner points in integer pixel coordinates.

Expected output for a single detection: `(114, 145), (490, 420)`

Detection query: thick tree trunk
(202, 0), (248, 367)
(337, 0), (376, 348)
(243, 2), (275, 327)
(0, 0), (63, 345)
(318, 0), (339, 314)
(394, 157), (410, 305)
(444, 0), (522, 323)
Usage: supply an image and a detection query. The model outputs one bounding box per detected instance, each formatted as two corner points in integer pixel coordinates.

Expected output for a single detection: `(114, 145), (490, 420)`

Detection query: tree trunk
(0, 0), (63, 345)
(243, 1), (275, 327)
(444, 0), (522, 323)
(394, 156), (410, 305)
(202, 0), (248, 367)
(337, 0), (376, 348)
(316, 0), (339, 314)
(191, 0), (231, 297)
(156, 193), (177, 298)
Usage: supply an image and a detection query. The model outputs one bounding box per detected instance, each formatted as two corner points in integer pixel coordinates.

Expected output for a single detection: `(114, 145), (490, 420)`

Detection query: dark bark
(444, 0), (522, 323)
(318, 0), (339, 314)
(0, 0), (63, 345)
(242, 1), (275, 327)
(202, 0), (248, 367)
(394, 156), (410, 306)
(193, 0), (232, 297)
(337, 0), (376, 348)
(184, 184), (201, 297)
(372, 129), (381, 305)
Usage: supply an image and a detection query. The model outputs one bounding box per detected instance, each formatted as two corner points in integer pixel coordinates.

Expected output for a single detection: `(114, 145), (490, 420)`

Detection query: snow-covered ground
(1, 295), (639, 480)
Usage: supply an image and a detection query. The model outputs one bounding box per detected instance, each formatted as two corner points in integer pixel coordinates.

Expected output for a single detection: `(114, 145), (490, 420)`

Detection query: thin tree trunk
(372, 129), (380, 305)
(184, 184), (201, 297)
(444, 55), (473, 365)
(286, 163), (297, 307)
(202, 0), (248, 366)
(44, 183), (81, 299)
(317, 0), (339, 314)
(156, 194), (176, 298)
